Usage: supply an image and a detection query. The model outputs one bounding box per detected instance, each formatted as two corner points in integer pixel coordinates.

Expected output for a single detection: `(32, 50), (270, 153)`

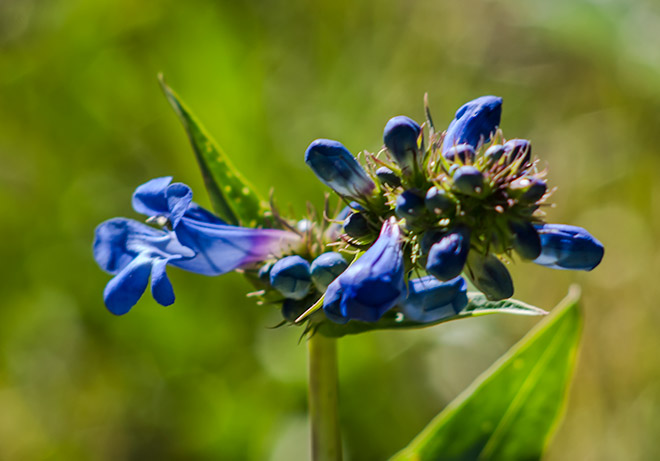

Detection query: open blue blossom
(400, 276), (468, 323)
(442, 96), (502, 153)
(304, 139), (375, 200)
(533, 224), (604, 271)
(323, 218), (405, 323)
(93, 178), (302, 314)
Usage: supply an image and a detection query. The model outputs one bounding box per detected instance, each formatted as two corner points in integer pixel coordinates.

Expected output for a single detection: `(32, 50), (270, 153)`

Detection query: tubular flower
(400, 276), (468, 323)
(442, 95), (502, 153)
(383, 116), (422, 174)
(323, 218), (405, 323)
(533, 224), (604, 271)
(93, 178), (302, 314)
(304, 139), (375, 200)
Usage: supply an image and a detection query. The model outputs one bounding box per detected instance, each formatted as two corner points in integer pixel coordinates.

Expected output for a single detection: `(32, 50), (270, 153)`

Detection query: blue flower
(442, 96), (502, 153)
(93, 178), (302, 314)
(304, 139), (375, 200)
(323, 218), (405, 323)
(270, 255), (312, 300)
(533, 224), (604, 271)
(383, 116), (422, 173)
(425, 228), (471, 281)
(400, 276), (468, 323)
(310, 252), (348, 291)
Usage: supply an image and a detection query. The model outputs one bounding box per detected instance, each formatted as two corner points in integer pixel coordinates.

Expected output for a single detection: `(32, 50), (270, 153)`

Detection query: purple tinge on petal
(323, 217), (405, 323)
(132, 176), (173, 218)
(172, 218), (303, 276)
(103, 255), (153, 315)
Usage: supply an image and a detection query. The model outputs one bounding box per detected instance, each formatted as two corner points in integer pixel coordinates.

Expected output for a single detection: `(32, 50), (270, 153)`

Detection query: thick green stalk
(308, 334), (342, 461)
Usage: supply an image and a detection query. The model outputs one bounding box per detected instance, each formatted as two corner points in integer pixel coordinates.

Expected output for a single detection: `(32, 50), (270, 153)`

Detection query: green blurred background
(1, 0), (659, 459)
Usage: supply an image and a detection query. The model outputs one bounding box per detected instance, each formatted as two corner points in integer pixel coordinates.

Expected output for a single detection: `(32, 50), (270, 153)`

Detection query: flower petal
(151, 258), (175, 306)
(165, 182), (193, 227)
(400, 276), (468, 323)
(172, 218), (302, 276)
(533, 224), (604, 271)
(132, 176), (173, 217)
(442, 96), (502, 153)
(103, 254), (153, 315)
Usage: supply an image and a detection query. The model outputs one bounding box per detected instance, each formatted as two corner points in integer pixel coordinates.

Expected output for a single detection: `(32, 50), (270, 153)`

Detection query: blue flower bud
(484, 144), (506, 164)
(421, 228), (445, 254)
(343, 212), (371, 238)
(453, 166), (484, 197)
(509, 221), (541, 260)
(270, 255), (312, 300)
(533, 224), (604, 271)
(375, 166), (402, 188)
(383, 116), (422, 173)
(305, 139), (375, 199)
(310, 252), (348, 291)
(443, 145), (476, 163)
(400, 276), (468, 323)
(395, 189), (426, 224)
(466, 252), (514, 300)
(503, 139), (532, 165)
(442, 96), (502, 153)
(425, 187), (454, 215)
(323, 218), (405, 323)
(426, 228), (471, 281)
(326, 202), (363, 241)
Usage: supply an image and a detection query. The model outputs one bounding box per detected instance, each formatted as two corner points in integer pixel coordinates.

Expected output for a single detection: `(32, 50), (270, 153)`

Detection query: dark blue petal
(400, 276), (468, 323)
(103, 255), (153, 315)
(395, 189), (426, 224)
(132, 176), (173, 217)
(375, 166), (401, 188)
(425, 187), (454, 215)
(172, 218), (302, 276)
(442, 96), (502, 153)
(181, 202), (226, 225)
(533, 224), (604, 271)
(322, 218), (404, 323)
(270, 255), (311, 300)
(443, 145), (476, 163)
(453, 166), (484, 197)
(151, 258), (175, 306)
(304, 139), (375, 199)
(323, 282), (350, 324)
(426, 228), (471, 281)
(383, 116), (422, 173)
(503, 139), (532, 165)
(509, 221), (541, 260)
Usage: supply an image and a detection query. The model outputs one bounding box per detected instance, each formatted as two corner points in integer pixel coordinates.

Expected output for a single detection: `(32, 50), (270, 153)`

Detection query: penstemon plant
(93, 79), (604, 460)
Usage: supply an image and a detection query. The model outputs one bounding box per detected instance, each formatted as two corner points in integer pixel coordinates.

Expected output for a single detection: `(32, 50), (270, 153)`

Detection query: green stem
(308, 333), (342, 461)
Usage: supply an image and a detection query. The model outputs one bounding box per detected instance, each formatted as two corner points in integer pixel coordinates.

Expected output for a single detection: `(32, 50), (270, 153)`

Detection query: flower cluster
(94, 96), (604, 330)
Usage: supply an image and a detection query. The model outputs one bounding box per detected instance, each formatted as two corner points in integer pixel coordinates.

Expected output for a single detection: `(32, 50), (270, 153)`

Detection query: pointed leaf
(391, 286), (583, 461)
(159, 75), (266, 226)
(316, 292), (547, 338)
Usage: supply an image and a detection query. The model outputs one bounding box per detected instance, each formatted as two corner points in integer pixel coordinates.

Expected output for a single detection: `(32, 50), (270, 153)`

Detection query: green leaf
(390, 286), (583, 461)
(316, 292), (547, 338)
(159, 75), (266, 226)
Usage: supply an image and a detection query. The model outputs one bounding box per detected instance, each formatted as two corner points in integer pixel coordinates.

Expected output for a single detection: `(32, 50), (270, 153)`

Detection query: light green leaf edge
(316, 292), (547, 338)
(159, 75), (267, 226)
(390, 285), (583, 461)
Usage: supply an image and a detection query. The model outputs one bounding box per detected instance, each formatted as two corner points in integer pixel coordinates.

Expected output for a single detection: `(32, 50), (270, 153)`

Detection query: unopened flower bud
(484, 144), (506, 164)
(400, 276), (468, 323)
(425, 186), (454, 215)
(395, 189), (426, 224)
(343, 212), (371, 238)
(426, 228), (471, 281)
(443, 144), (476, 163)
(442, 96), (502, 152)
(305, 139), (375, 199)
(310, 252), (348, 291)
(375, 166), (402, 188)
(466, 251), (514, 301)
(258, 262), (274, 285)
(504, 139), (532, 165)
(533, 224), (604, 271)
(453, 166), (484, 196)
(509, 220), (541, 260)
(270, 255), (311, 300)
(383, 116), (422, 173)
